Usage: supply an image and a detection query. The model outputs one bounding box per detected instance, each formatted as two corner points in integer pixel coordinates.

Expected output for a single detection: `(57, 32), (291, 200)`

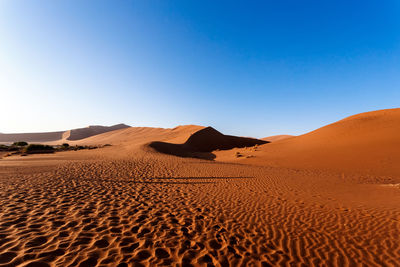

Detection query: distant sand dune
(0, 131), (65, 143)
(64, 124), (130, 141)
(0, 124), (130, 144)
(72, 125), (205, 147)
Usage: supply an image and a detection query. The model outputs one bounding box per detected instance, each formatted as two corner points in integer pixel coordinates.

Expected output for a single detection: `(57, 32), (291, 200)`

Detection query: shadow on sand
(148, 126), (268, 160)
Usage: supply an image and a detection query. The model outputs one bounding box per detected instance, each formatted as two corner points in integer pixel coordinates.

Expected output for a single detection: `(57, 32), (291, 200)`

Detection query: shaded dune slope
(149, 127), (268, 159)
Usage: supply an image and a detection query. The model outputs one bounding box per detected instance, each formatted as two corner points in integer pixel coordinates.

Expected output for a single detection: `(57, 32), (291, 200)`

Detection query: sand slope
(262, 134), (294, 142)
(0, 109), (399, 266)
(0, 131), (65, 143)
(0, 124), (130, 144)
(72, 125), (205, 147)
(217, 108), (400, 176)
(149, 127), (268, 159)
(1, 139), (399, 266)
(62, 124), (130, 141)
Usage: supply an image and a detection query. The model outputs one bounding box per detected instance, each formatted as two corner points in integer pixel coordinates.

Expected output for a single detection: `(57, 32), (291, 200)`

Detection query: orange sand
(0, 124), (129, 144)
(262, 135), (294, 142)
(0, 109), (399, 266)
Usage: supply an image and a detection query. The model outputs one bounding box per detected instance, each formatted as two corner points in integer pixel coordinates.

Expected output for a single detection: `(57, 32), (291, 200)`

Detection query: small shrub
(7, 146), (19, 152)
(13, 141), (28, 146)
(58, 143), (70, 151)
(24, 144), (55, 154)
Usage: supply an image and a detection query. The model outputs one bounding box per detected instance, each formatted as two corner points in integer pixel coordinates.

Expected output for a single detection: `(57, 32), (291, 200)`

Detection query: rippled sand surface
(1, 148), (399, 266)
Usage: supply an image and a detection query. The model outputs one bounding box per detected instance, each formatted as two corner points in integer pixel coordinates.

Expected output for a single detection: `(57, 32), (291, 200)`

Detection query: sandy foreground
(1, 111), (400, 266)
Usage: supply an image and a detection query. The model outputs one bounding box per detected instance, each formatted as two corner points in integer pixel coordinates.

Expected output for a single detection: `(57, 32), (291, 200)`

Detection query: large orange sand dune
(217, 108), (400, 176)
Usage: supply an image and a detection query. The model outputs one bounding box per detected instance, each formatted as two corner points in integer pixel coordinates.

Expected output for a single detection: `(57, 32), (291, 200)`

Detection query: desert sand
(262, 135), (294, 143)
(0, 109), (399, 266)
(0, 124), (129, 144)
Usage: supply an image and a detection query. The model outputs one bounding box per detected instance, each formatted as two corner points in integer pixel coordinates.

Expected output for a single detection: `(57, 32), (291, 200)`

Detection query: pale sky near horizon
(1, 1), (399, 138)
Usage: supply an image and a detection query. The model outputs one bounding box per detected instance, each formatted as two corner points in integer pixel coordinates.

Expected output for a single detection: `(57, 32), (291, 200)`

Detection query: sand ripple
(0, 154), (399, 266)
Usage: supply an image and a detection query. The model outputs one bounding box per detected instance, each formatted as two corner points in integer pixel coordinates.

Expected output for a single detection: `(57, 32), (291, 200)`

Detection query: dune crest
(217, 108), (400, 176)
(71, 125), (205, 147)
(0, 124), (130, 144)
(262, 134), (293, 142)
(63, 124), (130, 141)
(149, 126), (268, 159)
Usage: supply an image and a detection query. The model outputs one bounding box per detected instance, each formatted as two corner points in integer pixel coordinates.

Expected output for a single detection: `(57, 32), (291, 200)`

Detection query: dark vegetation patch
(0, 142), (111, 158)
(24, 144), (55, 154)
(13, 141), (28, 146)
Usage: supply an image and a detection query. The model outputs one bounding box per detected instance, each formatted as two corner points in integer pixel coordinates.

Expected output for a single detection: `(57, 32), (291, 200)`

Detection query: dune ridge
(0, 131), (65, 143)
(63, 124), (130, 141)
(149, 126), (268, 159)
(70, 125), (205, 147)
(216, 108), (400, 176)
(0, 124), (130, 144)
(262, 134), (294, 142)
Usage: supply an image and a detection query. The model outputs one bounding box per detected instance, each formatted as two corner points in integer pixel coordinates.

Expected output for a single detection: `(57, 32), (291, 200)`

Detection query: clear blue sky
(1, 1), (399, 137)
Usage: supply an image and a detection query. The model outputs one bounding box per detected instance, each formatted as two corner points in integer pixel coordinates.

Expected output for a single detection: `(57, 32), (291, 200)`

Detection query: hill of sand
(71, 125), (205, 147)
(262, 134), (294, 142)
(0, 131), (65, 144)
(216, 108), (400, 176)
(62, 124), (130, 141)
(0, 124), (130, 144)
(0, 108), (399, 266)
(148, 127), (268, 159)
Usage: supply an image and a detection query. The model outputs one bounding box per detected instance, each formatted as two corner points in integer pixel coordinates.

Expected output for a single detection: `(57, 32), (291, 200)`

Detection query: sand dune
(0, 108), (399, 266)
(70, 125), (205, 147)
(0, 131), (65, 144)
(0, 124), (130, 144)
(262, 134), (293, 142)
(149, 127), (268, 159)
(217, 108), (400, 176)
(62, 124), (130, 141)
(184, 127), (268, 152)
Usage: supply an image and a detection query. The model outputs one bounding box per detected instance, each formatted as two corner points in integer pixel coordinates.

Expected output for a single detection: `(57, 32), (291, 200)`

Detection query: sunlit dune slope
(262, 135), (294, 142)
(218, 108), (400, 175)
(73, 125), (205, 147)
(62, 124), (129, 141)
